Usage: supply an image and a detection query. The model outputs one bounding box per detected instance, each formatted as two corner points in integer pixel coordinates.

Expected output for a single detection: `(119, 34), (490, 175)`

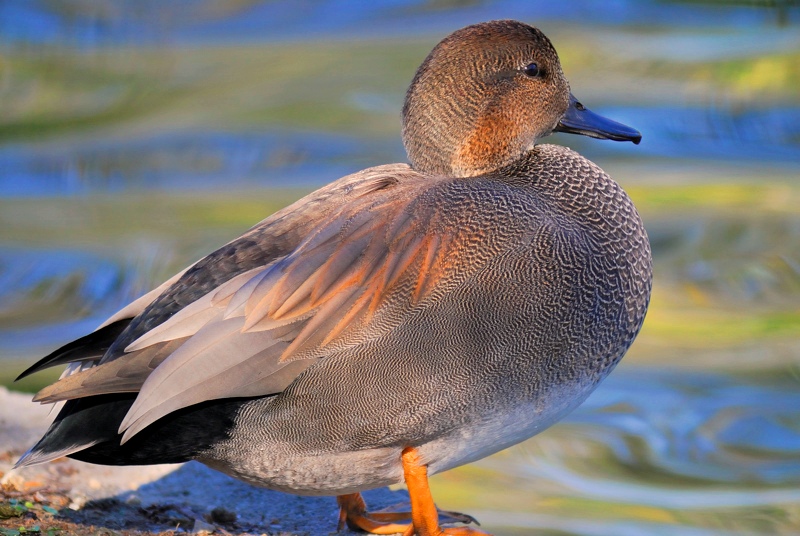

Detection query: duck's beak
(554, 93), (641, 144)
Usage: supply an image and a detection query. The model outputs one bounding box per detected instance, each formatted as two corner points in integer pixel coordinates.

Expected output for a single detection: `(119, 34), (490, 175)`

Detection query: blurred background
(1, 0), (799, 534)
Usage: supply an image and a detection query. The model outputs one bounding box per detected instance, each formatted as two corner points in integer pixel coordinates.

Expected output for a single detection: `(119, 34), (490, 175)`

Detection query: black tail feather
(15, 395), (135, 468)
(16, 394), (246, 468)
(15, 319), (131, 381)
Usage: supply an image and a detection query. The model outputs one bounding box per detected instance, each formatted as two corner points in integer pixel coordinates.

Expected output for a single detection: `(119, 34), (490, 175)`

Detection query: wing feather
(126, 268), (262, 352)
(36, 166), (467, 442)
(224, 268), (272, 319)
(33, 338), (188, 402)
(121, 342), (313, 443)
(119, 317), (278, 435)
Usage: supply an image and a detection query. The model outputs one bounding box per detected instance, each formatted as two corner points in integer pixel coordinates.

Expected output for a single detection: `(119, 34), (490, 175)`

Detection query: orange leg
(401, 447), (489, 536)
(337, 447), (487, 535)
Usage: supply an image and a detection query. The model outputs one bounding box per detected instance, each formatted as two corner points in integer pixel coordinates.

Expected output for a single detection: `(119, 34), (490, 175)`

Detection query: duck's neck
(402, 115), (534, 179)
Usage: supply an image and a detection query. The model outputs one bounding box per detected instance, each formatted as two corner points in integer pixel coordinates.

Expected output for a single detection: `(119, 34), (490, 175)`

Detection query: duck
(15, 20), (651, 536)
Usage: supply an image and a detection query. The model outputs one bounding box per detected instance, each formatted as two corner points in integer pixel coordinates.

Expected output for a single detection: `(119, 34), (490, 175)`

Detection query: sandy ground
(0, 387), (410, 535)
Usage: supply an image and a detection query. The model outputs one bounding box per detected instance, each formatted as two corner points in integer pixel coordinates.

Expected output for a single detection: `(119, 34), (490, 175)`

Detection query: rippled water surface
(1, 1), (799, 534)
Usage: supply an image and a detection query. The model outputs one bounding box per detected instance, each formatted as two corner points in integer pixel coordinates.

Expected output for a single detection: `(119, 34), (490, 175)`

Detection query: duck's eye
(523, 62), (540, 77)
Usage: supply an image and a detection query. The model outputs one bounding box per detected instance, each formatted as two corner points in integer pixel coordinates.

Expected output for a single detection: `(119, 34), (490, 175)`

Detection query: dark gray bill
(554, 93), (641, 144)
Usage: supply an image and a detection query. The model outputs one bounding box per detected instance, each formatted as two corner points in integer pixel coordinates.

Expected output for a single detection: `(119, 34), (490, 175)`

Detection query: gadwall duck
(16, 20), (651, 536)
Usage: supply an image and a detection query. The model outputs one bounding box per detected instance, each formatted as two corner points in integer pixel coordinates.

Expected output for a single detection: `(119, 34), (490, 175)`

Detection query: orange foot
(336, 447), (490, 536)
(337, 492), (411, 534)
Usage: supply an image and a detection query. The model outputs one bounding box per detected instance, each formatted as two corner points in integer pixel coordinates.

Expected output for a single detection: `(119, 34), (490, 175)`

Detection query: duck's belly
(198, 442), (404, 496)
(196, 369), (596, 496)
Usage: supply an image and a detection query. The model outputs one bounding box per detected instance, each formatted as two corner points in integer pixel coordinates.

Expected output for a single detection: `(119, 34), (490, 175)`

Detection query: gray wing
(34, 163), (459, 443)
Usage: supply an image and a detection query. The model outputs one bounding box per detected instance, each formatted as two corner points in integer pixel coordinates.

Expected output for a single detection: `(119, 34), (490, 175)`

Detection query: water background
(1, 1), (799, 534)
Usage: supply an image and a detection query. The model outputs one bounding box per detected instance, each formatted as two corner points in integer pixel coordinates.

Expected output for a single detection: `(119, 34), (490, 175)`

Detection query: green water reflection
(1, 1), (799, 534)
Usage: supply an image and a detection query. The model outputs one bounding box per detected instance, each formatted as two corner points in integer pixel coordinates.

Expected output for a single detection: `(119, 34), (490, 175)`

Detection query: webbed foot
(335, 447), (489, 535)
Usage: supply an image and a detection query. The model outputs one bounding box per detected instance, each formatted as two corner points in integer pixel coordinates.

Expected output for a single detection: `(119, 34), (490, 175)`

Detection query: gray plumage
(197, 145), (651, 495)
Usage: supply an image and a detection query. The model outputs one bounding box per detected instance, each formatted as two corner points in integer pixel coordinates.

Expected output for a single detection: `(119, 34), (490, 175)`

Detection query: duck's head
(402, 20), (641, 178)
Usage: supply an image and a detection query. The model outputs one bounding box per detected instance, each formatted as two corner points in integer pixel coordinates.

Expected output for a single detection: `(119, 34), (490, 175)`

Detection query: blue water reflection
(0, 131), (400, 196)
(0, 247), (144, 351)
(572, 370), (800, 486)
(624, 106), (800, 165)
(2, 1), (797, 46)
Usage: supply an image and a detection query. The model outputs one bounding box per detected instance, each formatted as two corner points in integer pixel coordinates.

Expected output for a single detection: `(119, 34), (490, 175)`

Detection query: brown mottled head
(402, 20), (640, 178)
